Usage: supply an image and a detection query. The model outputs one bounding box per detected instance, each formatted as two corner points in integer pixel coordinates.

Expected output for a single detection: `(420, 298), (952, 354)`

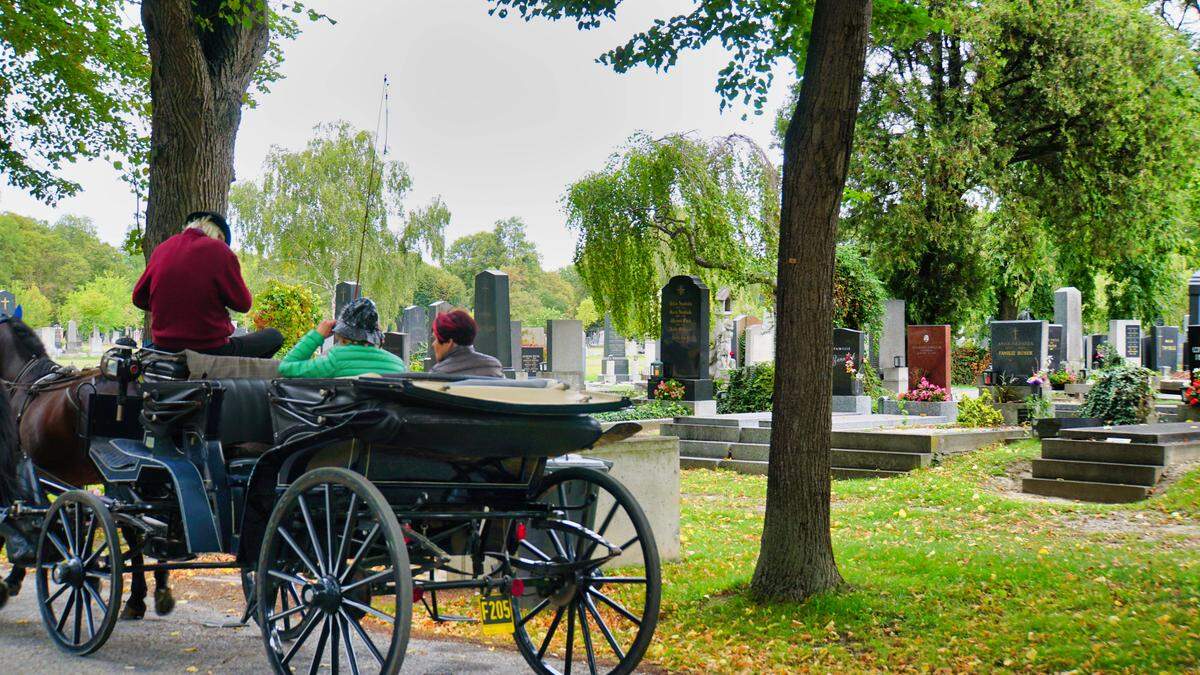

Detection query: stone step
(1060, 422), (1200, 444)
(739, 427), (772, 444)
(1031, 458), (1162, 487)
(1021, 477), (1152, 503)
(729, 443), (770, 462)
(678, 439), (734, 459)
(829, 430), (934, 454)
(660, 423), (741, 443)
(831, 467), (907, 480)
(1040, 438), (1168, 465)
(672, 416), (740, 427)
(831, 448), (929, 471)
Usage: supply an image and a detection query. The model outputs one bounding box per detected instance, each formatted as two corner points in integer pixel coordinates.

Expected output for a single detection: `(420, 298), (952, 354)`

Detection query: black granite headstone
(602, 316), (626, 358)
(1047, 324), (1065, 372)
(1088, 333), (1109, 369)
(1148, 325), (1179, 373)
(521, 346), (545, 376)
(1187, 326), (1200, 372)
(473, 271), (512, 369)
(832, 328), (866, 396)
(382, 332), (408, 364)
(401, 305), (429, 349)
(335, 281), (359, 319)
(0, 289), (14, 316)
(989, 320), (1048, 381)
(1189, 271), (1200, 324)
(650, 275), (712, 400)
(1123, 324), (1142, 361)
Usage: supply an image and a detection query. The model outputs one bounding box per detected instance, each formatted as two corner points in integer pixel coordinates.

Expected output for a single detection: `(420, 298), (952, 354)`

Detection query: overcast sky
(0, 1), (795, 269)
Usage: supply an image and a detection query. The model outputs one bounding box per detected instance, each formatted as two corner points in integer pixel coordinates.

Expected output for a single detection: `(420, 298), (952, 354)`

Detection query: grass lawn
(414, 440), (1200, 672)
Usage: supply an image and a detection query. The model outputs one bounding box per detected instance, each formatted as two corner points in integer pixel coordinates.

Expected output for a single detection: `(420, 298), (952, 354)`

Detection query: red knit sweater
(132, 229), (253, 351)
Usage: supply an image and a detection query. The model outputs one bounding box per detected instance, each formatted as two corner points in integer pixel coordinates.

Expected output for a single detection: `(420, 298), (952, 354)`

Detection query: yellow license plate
(478, 595), (515, 636)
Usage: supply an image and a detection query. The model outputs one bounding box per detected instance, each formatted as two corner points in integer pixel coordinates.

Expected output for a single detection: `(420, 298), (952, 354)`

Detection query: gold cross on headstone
(0, 296), (10, 312)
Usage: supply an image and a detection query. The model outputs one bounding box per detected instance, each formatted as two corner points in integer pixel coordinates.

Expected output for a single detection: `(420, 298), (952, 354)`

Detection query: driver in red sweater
(132, 212), (283, 358)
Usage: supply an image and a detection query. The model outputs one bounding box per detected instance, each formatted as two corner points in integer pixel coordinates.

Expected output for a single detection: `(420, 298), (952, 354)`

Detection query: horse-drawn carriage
(0, 335), (661, 675)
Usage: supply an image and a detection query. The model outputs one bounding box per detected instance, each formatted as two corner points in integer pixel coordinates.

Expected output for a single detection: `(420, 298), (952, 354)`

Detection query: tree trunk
(140, 0), (269, 259)
(750, 0), (872, 602)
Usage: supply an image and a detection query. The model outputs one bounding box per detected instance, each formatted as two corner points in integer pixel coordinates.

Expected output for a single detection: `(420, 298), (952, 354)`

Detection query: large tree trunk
(140, 0), (269, 258)
(750, 0), (872, 602)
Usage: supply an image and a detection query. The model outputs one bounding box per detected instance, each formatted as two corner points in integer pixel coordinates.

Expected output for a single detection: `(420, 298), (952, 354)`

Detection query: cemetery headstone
(832, 328), (870, 413)
(988, 320), (1048, 382)
(473, 271), (512, 371)
(906, 325), (951, 391)
(1147, 325), (1179, 375)
(334, 281), (359, 319)
(67, 320), (80, 350)
(1109, 320), (1142, 367)
(601, 316), (630, 383)
(382, 332), (409, 364)
(89, 327), (103, 355)
(401, 306), (429, 351)
(1188, 326), (1200, 373)
(1189, 270), (1200, 324)
(1054, 287), (1083, 371)
(1087, 333), (1109, 370)
(1047, 324), (1065, 372)
(744, 323), (775, 365)
(521, 345), (545, 376)
(731, 315), (762, 368)
(649, 275), (713, 401)
(0, 289), (14, 316)
(546, 320), (585, 375)
(510, 321), (523, 377)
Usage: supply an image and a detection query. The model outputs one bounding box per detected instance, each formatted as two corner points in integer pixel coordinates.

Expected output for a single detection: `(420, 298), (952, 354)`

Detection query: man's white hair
(185, 215), (225, 242)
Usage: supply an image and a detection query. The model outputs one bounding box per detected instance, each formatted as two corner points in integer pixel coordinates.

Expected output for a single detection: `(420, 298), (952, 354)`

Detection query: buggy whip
(352, 74), (391, 300)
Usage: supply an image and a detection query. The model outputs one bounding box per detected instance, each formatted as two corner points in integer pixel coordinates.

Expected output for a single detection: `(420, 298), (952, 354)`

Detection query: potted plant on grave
(1048, 368), (1075, 391)
(881, 377), (957, 418)
(989, 374), (1032, 425)
(1078, 363), (1157, 426)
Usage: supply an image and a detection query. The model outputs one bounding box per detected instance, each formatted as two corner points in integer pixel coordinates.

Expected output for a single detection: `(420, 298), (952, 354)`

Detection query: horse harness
(1, 356), (97, 446)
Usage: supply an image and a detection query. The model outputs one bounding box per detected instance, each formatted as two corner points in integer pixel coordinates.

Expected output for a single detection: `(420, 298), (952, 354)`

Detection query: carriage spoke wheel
(258, 467), (412, 675)
(35, 490), (123, 655)
(512, 467), (661, 675)
(242, 567), (312, 641)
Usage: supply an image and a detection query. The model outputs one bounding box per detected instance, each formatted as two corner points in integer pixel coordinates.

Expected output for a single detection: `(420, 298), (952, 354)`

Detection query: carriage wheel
(257, 467), (412, 674)
(35, 490), (123, 655)
(242, 567), (312, 641)
(512, 467), (661, 675)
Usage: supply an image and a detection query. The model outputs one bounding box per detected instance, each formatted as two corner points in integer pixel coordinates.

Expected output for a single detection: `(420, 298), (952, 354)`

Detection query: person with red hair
(429, 310), (503, 377)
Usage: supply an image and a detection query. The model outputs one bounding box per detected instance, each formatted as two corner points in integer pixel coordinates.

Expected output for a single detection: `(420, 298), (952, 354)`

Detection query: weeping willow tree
(564, 132), (780, 337)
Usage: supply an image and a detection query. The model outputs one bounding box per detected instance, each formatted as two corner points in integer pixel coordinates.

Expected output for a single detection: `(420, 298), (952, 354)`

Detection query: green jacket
(277, 330), (407, 379)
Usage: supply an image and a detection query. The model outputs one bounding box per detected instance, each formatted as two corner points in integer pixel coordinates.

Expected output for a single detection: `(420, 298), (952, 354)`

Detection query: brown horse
(0, 317), (173, 619)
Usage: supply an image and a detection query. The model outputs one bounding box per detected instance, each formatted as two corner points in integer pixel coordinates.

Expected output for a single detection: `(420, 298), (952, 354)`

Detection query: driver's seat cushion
(214, 379), (274, 446)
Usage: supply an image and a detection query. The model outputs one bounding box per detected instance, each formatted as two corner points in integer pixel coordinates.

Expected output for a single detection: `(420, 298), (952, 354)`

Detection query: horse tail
(0, 385), (22, 506)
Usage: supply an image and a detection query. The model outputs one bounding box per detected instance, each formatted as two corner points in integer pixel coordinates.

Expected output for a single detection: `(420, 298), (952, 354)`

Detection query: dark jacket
(132, 229), (252, 351)
(430, 345), (504, 378)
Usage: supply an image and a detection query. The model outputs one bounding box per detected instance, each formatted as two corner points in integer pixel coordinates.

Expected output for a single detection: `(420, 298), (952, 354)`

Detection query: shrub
(951, 342), (990, 386)
(1049, 369), (1075, 387)
(833, 244), (886, 338)
(1078, 365), (1156, 425)
(716, 363), (775, 414)
(957, 391), (1004, 427)
(594, 400), (689, 422)
(251, 280), (320, 353)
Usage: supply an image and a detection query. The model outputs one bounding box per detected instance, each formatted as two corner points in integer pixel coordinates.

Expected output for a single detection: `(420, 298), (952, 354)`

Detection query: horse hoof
(120, 600), (146, 621)
(0, 582), (9, 610)
(155, 588), (175, 616)
(5, 578), (19, 598)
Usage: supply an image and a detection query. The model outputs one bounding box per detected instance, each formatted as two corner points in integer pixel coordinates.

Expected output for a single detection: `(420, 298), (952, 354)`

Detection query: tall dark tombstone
(1187, 326), (1200, 373)
(1087, 333), (1109, 370)
(473, 271), (512, 370)
(401, 305), (429, 349)
(832, 328), (867, 396)
(0, 289), (14, 316)
(988, 320), (1049, 381)
(601, 316), (630, 383)
(1147, 325), (1179, 374)
(1189, 270), (1200, 324)
(334, 281), (359, 319)
(1047, 324), (1065, 372)
(649, 275), (713, 400)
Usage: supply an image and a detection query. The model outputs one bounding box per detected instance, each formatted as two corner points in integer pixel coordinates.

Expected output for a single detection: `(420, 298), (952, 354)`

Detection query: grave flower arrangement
(1048, 369), (1075, 388)
(898, 377), (950, 402)
(1182, 370), (1200, 409)
(654, 378), (685, 401)
(1027, 370), (1049, 388)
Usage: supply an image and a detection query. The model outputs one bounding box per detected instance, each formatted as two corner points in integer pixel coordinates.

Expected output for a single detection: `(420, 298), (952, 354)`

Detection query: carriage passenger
(132, 212), (284, 359)
(278, 297), (407, 378)
(429, 310), (504, 378)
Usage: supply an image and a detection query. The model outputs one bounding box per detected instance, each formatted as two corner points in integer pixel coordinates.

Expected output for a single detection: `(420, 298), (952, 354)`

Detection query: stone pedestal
(602, 356), (630, 384)
(582, 435), (681, 564)
(832, 395), (872, 414)
(882, 366), (909, 394)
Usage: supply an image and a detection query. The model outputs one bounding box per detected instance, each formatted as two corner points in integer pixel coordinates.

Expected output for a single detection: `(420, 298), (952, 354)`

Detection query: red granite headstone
(907, 325), (952, 390)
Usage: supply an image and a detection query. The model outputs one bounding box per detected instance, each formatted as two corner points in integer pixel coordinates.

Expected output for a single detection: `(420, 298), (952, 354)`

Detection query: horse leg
(153, 569), (175, 615)
(4, 564), (25, 598)
(119, 527), (147, 620)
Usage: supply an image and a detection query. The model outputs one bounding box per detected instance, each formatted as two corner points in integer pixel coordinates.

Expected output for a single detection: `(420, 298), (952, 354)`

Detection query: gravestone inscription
(649, 275), (713, 400)
(832, 328), (867, 396)
(989, 320), (1048, 381)
(906, 325), (951, 390)
(1147, 325), (1179, 374)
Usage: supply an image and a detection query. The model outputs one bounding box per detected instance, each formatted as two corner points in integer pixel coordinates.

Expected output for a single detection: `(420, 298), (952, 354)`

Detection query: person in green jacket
(278, 297), (407, 378)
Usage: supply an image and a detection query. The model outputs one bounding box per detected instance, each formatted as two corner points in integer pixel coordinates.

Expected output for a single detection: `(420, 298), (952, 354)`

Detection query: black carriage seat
(212, 378), (276, 458)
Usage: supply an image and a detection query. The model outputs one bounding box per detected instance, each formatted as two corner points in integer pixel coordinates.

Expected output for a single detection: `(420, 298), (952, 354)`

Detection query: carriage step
(90, 441), (138, 470)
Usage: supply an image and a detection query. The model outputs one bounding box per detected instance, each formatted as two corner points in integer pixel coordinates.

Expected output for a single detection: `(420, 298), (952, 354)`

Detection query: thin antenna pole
(353, 75), (389, 300)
